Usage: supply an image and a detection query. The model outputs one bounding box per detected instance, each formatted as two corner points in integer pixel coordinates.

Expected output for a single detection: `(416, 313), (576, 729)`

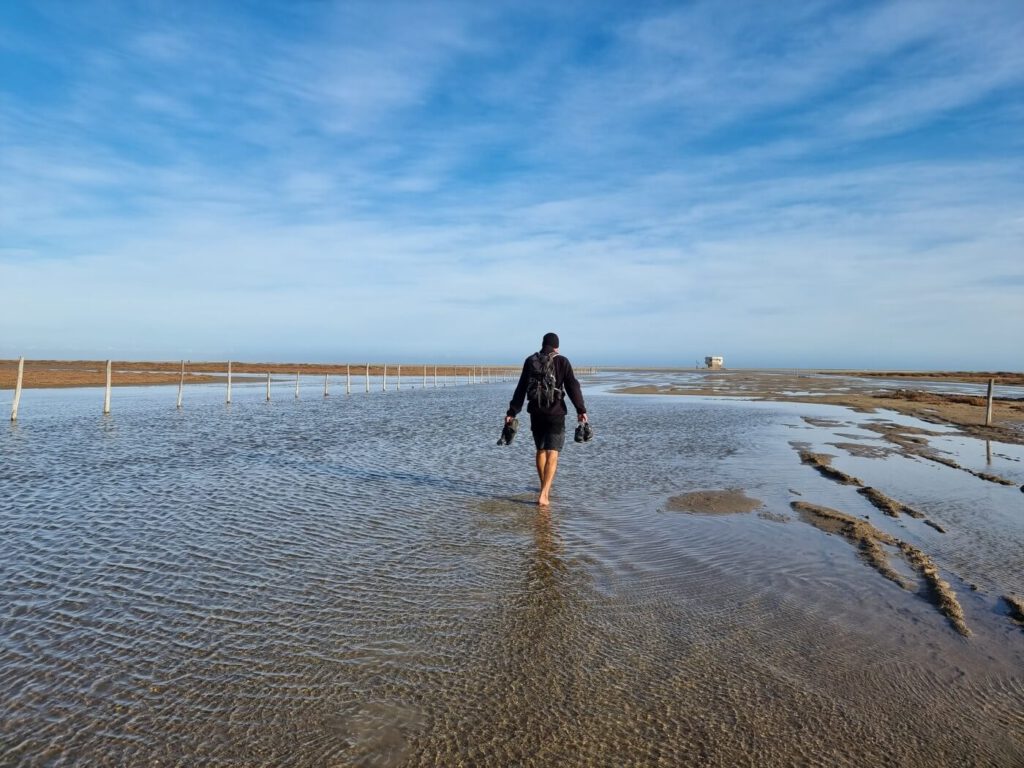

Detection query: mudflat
(616, 369), (1024, 444)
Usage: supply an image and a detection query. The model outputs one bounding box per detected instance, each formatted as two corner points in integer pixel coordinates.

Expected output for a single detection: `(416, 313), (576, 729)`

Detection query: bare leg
(537, 449), (559, 506)
(535, 450), (547, 487)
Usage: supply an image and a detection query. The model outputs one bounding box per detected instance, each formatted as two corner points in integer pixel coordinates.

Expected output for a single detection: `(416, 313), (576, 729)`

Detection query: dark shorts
(531, 415), (566, 451)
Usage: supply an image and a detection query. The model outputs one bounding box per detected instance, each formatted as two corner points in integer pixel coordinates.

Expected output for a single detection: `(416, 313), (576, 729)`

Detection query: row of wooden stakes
(7, 359), (559, 420)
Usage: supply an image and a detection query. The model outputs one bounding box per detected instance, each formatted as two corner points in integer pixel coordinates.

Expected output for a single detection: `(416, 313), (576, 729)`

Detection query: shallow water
(2, 375), (1023, 766)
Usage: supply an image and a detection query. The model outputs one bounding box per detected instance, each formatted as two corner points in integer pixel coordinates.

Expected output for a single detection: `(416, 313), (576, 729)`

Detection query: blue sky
(2, 1), (1022, 369)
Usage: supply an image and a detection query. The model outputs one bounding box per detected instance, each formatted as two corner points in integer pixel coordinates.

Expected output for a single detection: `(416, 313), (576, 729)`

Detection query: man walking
(505, 332), (588, 506)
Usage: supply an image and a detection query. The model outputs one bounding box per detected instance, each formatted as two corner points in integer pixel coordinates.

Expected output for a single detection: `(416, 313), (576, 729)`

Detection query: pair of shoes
(497, 417), (519, 446)
(574, 422), (594, 443)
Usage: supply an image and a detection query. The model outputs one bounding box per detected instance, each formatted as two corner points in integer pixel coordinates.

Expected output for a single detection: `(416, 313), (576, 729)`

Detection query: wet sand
(666, 489), (764, 514)
(616, 369), (1024, 444)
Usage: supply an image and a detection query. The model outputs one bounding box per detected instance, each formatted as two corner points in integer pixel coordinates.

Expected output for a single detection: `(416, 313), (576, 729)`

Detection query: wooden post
(103, 360), (112, 414)
(226, 361), (232, 404)
(985, 378), (994, 426)
(346, 365), (351, 395)
(10, 356), (24, 421)
(266, 372), (272, 401)
(397, 365), (401, 392)
(383, 363), (387, 392)
(176, 360), (185, 409)
(295, 372), (300, 399)
(365, 364), (370, 393)
(324, 373), (329, 397)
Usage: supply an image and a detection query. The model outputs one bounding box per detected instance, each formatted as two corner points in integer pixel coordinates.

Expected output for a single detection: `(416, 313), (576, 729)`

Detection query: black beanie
(542, 332), (559, 350)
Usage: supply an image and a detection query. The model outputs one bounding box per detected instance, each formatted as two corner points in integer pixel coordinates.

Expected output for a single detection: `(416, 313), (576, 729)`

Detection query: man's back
(508, 351), (585, 418)
(503, 332), (589, 506)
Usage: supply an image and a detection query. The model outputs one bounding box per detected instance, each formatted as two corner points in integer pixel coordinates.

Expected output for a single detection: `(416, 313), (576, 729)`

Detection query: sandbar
(666, 489), (763, 514)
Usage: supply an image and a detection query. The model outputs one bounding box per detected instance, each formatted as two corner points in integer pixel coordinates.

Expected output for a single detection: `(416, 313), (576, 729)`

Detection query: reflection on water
(1, 376), (1022, 766)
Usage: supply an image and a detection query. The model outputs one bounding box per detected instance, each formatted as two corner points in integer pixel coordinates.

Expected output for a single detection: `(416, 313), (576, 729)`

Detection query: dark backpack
(526, 352), (562, 409)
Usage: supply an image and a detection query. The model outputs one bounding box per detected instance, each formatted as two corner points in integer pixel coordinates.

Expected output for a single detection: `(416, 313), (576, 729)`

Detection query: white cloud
(2, 1), (1022, 367)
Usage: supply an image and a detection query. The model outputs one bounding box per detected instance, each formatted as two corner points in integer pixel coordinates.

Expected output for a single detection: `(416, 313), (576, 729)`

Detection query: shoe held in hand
(574, 422), (594, 443)
(498, 417), (519, 446)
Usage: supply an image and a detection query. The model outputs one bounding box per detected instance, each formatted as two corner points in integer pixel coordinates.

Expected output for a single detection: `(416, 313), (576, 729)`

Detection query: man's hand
(505, 415), (515, 425)
(578, 413), (588, 423)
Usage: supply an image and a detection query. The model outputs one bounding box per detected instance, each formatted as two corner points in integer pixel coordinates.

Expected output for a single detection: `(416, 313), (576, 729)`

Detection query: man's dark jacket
(507, 352), (587, 419)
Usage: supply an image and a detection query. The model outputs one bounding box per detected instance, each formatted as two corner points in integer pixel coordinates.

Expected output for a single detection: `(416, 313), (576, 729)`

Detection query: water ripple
(1, 380), (1022, 766)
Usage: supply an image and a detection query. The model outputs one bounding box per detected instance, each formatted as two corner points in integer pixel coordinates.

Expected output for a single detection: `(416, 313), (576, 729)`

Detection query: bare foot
(537, 494), (550, 506)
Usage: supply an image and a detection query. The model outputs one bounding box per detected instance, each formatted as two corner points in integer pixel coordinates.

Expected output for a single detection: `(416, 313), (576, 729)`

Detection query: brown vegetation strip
(1004, 595), (1024, 625)
(791, 501), (906, 587)
(0, 359), (516, 390)
(791, 501), (970, 636)
(840, 371), (1024, 386)
(917, 453), (1018, 486)
(857, 486), (926, 519)
(894, 541), (971, 637)
(828, 441), (896, 459)
(793, 442), (947, 531)
(860, 423), (1020, 487)
(796, 450), (863, 486)
(881, 388), (1024, 409)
